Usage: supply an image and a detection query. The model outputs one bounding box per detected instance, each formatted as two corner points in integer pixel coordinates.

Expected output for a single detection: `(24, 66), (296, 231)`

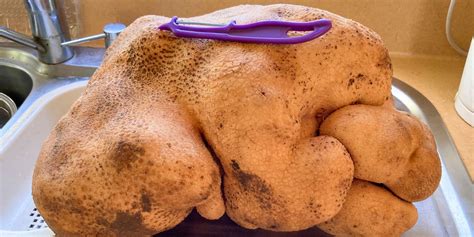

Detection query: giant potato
(31, 3), (440, 236)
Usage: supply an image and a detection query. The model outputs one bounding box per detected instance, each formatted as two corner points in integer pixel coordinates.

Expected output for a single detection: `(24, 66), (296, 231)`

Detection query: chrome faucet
(0, 0), (125, 64)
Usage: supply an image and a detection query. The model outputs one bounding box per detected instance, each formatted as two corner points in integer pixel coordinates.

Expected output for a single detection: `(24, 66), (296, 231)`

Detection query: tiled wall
(1, 0), (473, 57)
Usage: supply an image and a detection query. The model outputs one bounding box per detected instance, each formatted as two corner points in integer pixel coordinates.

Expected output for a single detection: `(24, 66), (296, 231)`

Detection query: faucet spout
(0, 27), (45, 52)
(23, 0), (73, 64)
(1, 1), (124, 64)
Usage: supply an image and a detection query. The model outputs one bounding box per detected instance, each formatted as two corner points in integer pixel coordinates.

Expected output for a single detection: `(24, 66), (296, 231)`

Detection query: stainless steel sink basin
(0, 43), (104, 137)
(0, 65), (33, 128)
(0, 65), (33, 108)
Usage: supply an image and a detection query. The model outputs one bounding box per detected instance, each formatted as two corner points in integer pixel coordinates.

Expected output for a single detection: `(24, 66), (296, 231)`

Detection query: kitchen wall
(1, 0), (473, 57)
(0, 0), (81, 40)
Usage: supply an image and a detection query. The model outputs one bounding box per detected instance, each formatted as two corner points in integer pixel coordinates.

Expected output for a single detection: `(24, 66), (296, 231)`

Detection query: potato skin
(318, 179), (418, 237)
(320, 104), (441, 202)
(190, 4), (391, 231)
(224, 136), (354, 231)
(33, 100), (225, 236)
(33, 3), (397, 235)
(385, 122), (441, 202)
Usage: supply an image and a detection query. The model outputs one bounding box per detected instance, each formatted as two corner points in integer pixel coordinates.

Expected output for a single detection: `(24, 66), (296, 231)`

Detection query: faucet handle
(0, 26), (45, 52)
(61, 23), (126, 48)
(103, 23), (126, 48)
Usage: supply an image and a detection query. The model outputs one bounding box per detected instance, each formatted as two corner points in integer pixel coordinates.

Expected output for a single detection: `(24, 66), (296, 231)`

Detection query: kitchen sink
(0, 44), (472, 236)
(0, 65), (33, 129)
(0, 43), (103, 137)
(0, 43), (103, 236)
(0, 81), (86, 236)
(0, 65), (33, 109)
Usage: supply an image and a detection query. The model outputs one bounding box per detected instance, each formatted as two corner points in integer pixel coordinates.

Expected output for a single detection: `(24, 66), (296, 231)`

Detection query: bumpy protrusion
(320, 104), (441, 202)
(318, 179), (418, 237)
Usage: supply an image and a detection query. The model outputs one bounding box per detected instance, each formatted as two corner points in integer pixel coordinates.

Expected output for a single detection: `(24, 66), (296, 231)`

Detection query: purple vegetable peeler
(159, 16), (332, 44)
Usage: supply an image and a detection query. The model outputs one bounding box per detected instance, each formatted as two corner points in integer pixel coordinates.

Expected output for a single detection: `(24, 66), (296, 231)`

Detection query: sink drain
(0, 92), (17, 128)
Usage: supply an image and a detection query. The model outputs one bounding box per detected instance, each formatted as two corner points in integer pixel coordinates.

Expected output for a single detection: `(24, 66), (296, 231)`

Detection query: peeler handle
(159, 16), (332, 44)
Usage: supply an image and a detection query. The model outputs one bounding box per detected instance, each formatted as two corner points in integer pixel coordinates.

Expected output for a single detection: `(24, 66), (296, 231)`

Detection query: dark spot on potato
(230, 160), (273, 210)
(41, 196), (60, 213)
(64, 198), (84, 214)
(97, 217), (109, 226)
(348, 78), (355, 88)
(141, 193), (152, 212)
(231, 160), (240, 171)
(110, 140), (145, 172)
(110, 211), (154, 235)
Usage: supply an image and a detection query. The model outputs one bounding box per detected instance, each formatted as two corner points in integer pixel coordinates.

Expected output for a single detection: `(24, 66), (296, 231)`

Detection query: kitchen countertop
(390, 53), (473, 181)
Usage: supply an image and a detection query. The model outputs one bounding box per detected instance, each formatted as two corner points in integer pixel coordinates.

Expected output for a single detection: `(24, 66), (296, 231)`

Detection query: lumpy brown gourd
(32, 4), (441, 236)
